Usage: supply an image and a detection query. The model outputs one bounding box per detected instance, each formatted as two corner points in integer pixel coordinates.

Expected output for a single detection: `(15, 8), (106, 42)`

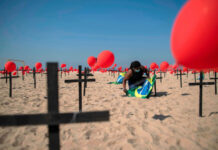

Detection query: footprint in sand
(0, 132), (9, 144)
(126, 112), (134, 118)
(12, 134), (25, 147)
(127, 126), (135, 136)
(151, 134), (160, 145)
(127, 138), (137, 148)
(112, 108), (116, 112)
(169, 145), (177, 150)
(103, 132), (109, 141)
(85, 130), (92, 140)
(144, 111), (148, 119)
(29, 127), (37, 136)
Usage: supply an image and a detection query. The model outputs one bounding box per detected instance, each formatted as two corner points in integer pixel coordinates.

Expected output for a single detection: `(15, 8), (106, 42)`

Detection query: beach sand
(0, 71), (217, 150)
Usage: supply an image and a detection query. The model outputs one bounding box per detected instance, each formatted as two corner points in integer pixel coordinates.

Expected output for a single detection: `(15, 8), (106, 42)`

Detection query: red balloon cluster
(5, 61), (16, 73)
(171, 0), (218, 70)
(87, 50), (115, 71)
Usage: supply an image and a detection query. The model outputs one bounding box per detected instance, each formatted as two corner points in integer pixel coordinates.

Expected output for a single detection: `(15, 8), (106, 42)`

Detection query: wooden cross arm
(65, 79), (96, 83)
(210, 78), (218, 80)
(109, 70), (118, 71)
(189, 82), (215, 86)
(0, 76), (20, 79)
(0, 111), (109, 126)
(28, 72), (41, 74)
(76, 74), (94, 76)
(175, 74), (186, 75)
(156, 77), (163, 79)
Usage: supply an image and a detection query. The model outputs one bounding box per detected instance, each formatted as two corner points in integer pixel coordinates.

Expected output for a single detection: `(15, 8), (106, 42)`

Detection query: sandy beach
(0, 71), (217, 150)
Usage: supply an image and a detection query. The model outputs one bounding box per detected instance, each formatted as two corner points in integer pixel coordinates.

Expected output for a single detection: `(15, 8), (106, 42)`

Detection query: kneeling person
(123, 61), (149, 93)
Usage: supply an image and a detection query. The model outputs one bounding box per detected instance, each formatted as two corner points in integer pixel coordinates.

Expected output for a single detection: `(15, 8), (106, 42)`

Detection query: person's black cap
(130, 61), (141, 69)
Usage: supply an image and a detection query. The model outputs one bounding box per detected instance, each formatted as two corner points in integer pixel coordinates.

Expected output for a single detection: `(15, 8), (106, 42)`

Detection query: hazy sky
(0, 0), (187, 69)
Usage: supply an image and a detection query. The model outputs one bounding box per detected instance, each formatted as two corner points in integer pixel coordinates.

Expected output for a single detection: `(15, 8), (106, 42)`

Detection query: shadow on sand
(152, 114), (171, 121)
(150, 92), (168, 97)
(209, 112), (218, 117)
(181, 93), (191, 96)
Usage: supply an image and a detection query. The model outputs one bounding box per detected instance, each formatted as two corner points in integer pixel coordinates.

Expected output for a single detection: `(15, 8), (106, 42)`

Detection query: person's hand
(123, 88), (128, 94)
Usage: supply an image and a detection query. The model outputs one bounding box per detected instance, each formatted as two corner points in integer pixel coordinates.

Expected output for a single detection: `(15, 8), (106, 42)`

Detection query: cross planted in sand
(189, 72), (214, 117)
(175, 70), (186, 88)
(0, 62), (110, 150)
(210, 72), (217, 95)
(65, 65), (96, 112)
(0, 70), (19, 97)
(153, 70), (163, 96)
(76, 67), (94, 96)
(29, 67), (43, 88)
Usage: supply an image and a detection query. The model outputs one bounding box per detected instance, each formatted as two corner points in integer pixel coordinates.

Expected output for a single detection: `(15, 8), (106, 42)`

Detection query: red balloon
(125, 68), (129, 72)
(97, 50), (115, 68)
(24, 66), (29, 71)
(13, 71), (17, 76)
(87, 56), (97, 67)
(35, 62), (42, 70)
(172, 64), (178, 70)
(5, 61), (16, 73)
(61, 64), (66, 68)
(171, 0), (218, 70)
(118, 66), (122, 72)
(19, 66), (23, 70)
(92, 63), (100, 71)
(150, 62), (158, 70)
(160, 61), (169, 72)
(183, 67), (188, 72)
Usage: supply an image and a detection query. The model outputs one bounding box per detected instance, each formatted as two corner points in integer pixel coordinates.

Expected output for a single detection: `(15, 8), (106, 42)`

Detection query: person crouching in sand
(123, 61), (150, 94)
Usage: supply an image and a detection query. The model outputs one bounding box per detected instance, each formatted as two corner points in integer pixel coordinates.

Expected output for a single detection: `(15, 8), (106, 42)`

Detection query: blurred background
(0, 0), (187, 69)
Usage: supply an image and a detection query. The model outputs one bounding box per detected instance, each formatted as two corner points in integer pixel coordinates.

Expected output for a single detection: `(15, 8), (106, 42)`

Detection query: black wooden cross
(0, 72), (19, 97)
(76, 67), (94, 96)
(157, 71), (163, 83)
(33, 67), (37, 88)
(189, 72), (214, 117)
(153, 70), (162, 96)
(108, 69), (114, 77)
(176, 70), (186, 88)
(186, 69), (189, 78)
(210, 72), (217, 95)
(65, 65), (95, 112)
(163, 71), (166, 77)
(176, 69), (179, 79)
(192, 71), (197, 83)
(0, 62), (109, 150)
(29, 67), (43, 88)
(21, 68), (24, 80)
(60, 68), (66, 78)
(0, 68), (8, 83)
(3, 69), (8, 83)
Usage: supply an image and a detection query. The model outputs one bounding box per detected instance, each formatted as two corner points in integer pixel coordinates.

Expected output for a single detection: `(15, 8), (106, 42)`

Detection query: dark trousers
(128, 77), (146, 89)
